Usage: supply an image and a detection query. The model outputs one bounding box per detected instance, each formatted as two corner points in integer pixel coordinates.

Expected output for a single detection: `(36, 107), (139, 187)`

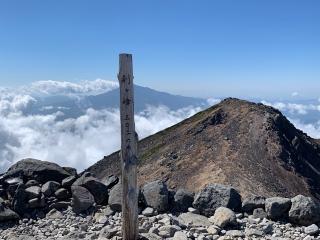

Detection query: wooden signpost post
(118, 53), (138, 240)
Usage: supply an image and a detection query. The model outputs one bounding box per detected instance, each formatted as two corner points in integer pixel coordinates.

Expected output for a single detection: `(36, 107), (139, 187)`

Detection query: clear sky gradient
(0, 0), (319, 99)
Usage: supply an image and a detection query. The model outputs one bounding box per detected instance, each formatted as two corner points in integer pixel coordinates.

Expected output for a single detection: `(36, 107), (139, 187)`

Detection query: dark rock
(4, 158), (70, 183)
(62, 176), (77, 189)
(41, 181), (60, 197)
(71, 185), (95, 214)
(108, 182), (122, 212)
(193, 184), (242, 217)
(253, 208), (267, 219)
(265, 197), (291, 220)
(28, 196), (45, 209)
(55, 188), (70, 200)
(12, 184), (27, 215)
(242, 195), (265, 213)
(73, 173), (108, 205)
(62, 167), (77, 176)
(25, 186), (41, 199)
(173, 188), (194, 212)
(104, 175), (119, 189)
(0, 207), (19, 222)
(49, 201), (70, 210)
(25, 180), (39, 188)
(142, 180), (169, 212)
(5, 177), (23, 198)
(288, 195), (320, 226)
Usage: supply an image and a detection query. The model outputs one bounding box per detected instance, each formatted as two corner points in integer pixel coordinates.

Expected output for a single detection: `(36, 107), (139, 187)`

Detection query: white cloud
(289, 119), (320, 139)
(26, 79), (118, 96)
(0, 100), (201, 173)
(291, 92), (299, 97)
(207, 98), (221, 106)
(261, 100), (320, 115)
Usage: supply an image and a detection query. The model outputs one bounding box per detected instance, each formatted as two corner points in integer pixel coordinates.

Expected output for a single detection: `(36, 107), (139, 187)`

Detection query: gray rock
(4, 158), (70, 183)
(0, 207), (19, 222)
(55, 188), (69, 200)
(253, 208), (267, 219)
(12, 184), (27, 215)
(173, 188), (194, 212)
(142, 207), (155, 217)
(226, 230), (245, 237)
(140, 232), (162, 240)
(304, 224), (319, 235)
(242, 195), (265, 213)
(289, 195), (320, 226)
(49, 201), (70, 210)
(61, 176), (76, 189)
(46, 209), (64, 219)
(142, 180), (169, 212)
(158, 225), (181, 237)
(173, 231), (188, 240)
(28, 197), (45, 209)
(108, 181), (122, 212)
(25, 180), (39, 188)
(178, 212), (211, 227)
(41, 181), (60, 197)
(71, 185), (95, 214)
(73, 173), (108, 205)
(208, 207), (237, 228)
(25, 186), (41, 199)
(193, 184), (241, 216)
(62, 167), (77, 176)
(265, 197), (291, 220)
(104, 175), (119, 189)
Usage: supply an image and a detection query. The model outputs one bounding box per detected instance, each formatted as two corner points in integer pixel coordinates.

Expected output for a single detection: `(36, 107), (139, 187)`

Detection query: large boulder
(61, 176), (77, 189)
(12, 184), (28, 215)
(41, 181), (60, 197)
(71, 185), (95, 214)
(177, 212), (211, 227)
(265, 197), (291, 220)
(4, 159), (71, 183)
(242, 195), (265, 213)
(108, 182), (122, 212)
(73, 173), (108, 205)
(25, 186), (41, 199)
(288, 195), (320, 226)
(193, 184), (241, 216)
(142, 180), (169, 212)
(0, 206), (19, 222)
(173, 189), (194, 212)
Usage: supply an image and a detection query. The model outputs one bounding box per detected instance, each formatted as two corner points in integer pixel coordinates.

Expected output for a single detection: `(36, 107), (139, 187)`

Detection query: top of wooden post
(119, 53), (133, 77)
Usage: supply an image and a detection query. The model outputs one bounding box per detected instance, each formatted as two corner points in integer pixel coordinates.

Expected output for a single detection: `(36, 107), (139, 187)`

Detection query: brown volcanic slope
(86, 98), (320, 199)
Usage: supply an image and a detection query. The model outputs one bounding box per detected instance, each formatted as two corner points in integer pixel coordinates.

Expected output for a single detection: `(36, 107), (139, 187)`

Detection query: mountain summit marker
(118, 53), (138, 239)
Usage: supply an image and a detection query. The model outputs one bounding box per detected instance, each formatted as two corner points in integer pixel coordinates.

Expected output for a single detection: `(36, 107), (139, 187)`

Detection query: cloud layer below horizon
(0, 80), (319, 173)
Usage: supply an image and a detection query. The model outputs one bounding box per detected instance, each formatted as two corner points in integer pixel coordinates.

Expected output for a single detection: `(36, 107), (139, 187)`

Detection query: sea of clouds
(0, 80), (318, 173)
(0, 80), (203, 172)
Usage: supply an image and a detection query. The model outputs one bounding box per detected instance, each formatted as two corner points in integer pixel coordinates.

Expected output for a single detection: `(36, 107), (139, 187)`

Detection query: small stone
(173, 231), (188, 240)
(142, 207), (155, 217)
(226, 230), (245, 237)
(304, 224), (319, 235)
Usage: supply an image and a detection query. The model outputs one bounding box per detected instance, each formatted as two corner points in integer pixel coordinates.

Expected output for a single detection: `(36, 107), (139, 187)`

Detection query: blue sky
(0, 0), (319, 98)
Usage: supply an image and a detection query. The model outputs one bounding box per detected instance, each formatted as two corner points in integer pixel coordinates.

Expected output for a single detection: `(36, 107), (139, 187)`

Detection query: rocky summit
(87, 98), (320, 199)
(0, 158), (320, 239)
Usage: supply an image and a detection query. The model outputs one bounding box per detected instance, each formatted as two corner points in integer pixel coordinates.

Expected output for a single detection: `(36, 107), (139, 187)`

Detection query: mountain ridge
(86, 98), (320, 199)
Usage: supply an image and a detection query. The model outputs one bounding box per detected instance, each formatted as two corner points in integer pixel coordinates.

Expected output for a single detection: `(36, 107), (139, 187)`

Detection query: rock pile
(0, 159), (320, 239)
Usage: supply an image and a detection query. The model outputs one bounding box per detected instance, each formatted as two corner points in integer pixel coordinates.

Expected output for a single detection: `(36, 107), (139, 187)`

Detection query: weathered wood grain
(118, 53), (138, 240)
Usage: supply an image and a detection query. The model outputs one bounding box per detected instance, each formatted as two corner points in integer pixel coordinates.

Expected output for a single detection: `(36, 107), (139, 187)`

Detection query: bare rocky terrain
(87, 98), (320, 199)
